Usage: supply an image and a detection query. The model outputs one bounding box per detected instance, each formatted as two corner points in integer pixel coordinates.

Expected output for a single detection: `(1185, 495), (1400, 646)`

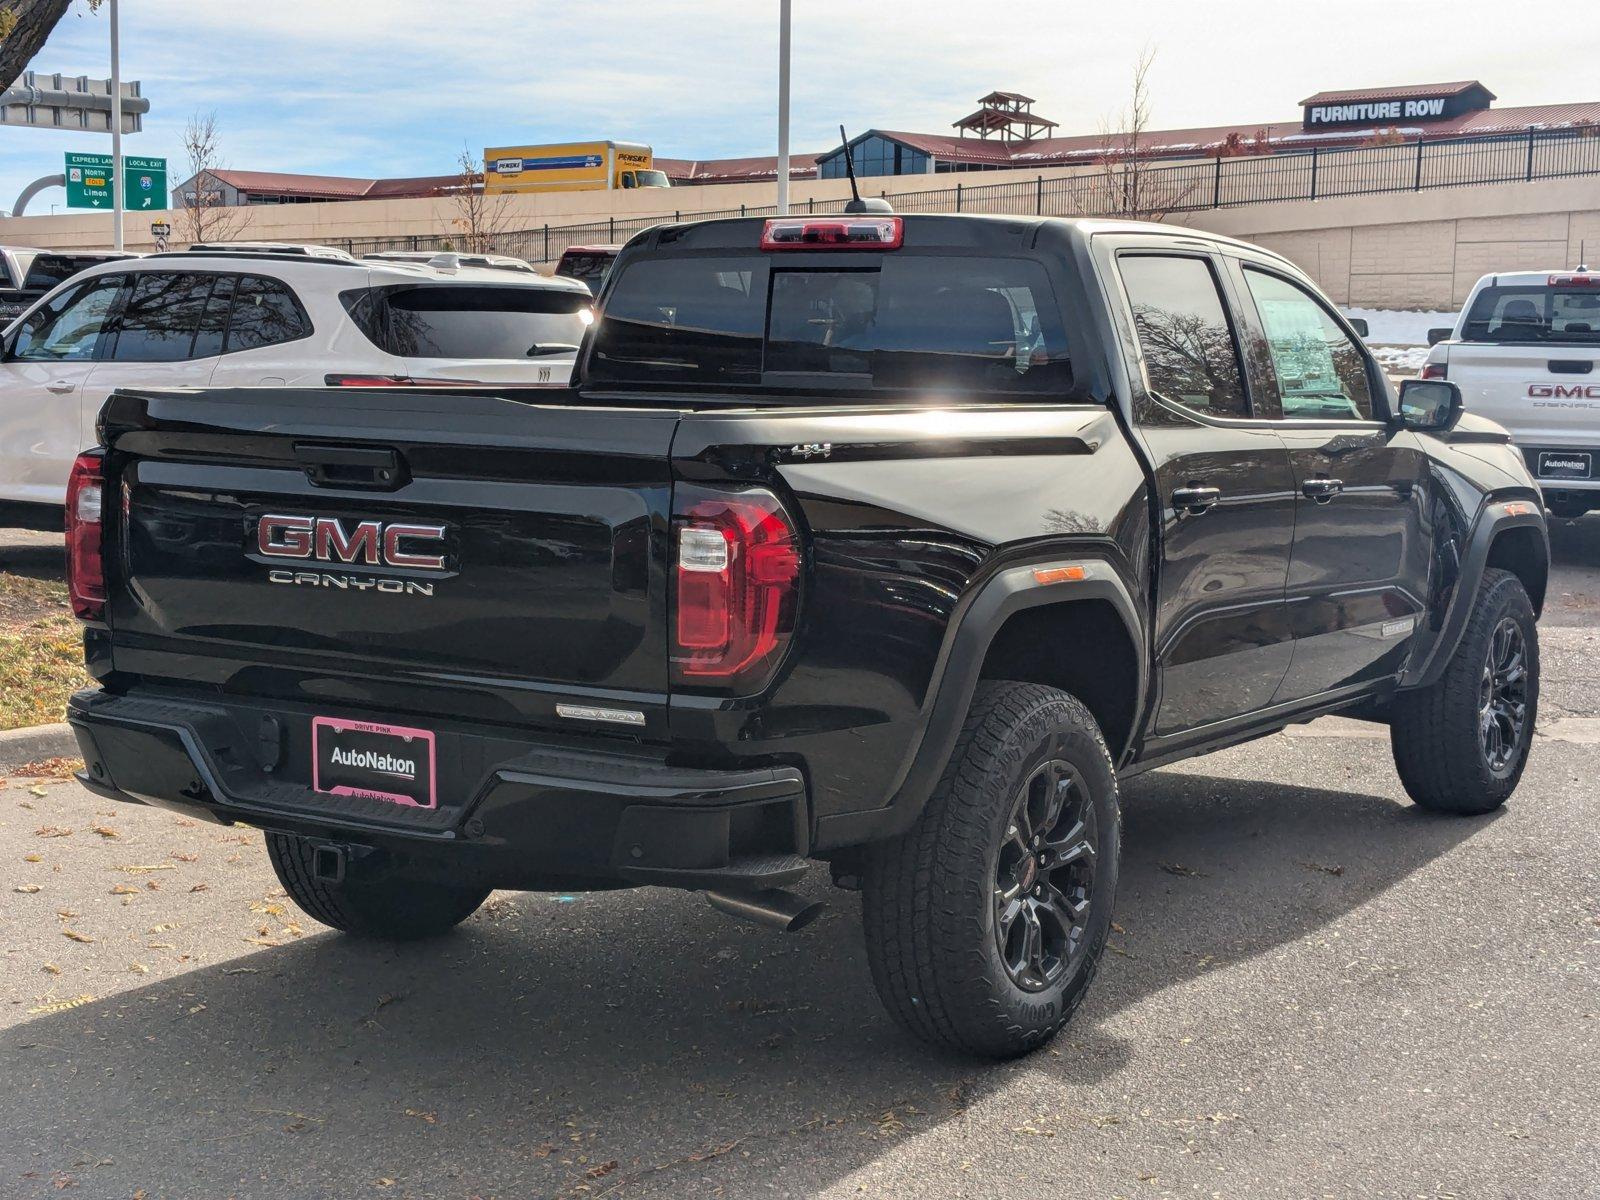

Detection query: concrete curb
(0, 722), (78, 773)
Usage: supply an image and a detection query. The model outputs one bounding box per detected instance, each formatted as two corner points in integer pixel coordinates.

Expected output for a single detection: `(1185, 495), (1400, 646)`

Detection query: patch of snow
(1343, 307), (1458, 346)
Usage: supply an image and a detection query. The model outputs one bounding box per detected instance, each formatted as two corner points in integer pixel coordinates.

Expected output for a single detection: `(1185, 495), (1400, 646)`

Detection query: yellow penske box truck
(484, 141), (670, 194)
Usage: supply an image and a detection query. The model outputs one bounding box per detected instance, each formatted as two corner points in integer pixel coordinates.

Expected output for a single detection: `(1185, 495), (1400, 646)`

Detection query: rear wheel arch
(978, 598), (1141, 765)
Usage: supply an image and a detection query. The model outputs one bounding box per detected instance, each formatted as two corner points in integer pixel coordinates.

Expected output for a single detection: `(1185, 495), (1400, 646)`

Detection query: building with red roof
(171, 80), (1600, 204)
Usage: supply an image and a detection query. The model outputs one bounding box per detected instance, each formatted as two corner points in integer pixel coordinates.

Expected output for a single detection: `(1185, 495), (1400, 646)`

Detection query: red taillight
(65, 451), (106, 622)
(760, 216), (903, 251)
(671, 486), (801, 689)
(1421, 362), (1448, 380)
(1549, 274), (1596, 287)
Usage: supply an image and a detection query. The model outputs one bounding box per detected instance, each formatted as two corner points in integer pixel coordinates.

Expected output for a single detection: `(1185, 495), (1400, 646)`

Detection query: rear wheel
(861, 681), (1120, 1059)
(1390, 568), (1538, 814)
(266, 833), (489, 940)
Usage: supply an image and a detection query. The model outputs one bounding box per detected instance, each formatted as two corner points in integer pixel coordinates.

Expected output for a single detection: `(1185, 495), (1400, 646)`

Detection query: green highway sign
(123, 156), (168, 210)
(65, 152), (113, 208)
(64, 152), (168, 211)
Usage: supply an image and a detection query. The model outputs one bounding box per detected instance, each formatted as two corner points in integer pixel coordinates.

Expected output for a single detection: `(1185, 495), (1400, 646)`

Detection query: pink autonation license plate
(311, 716), (437, 809)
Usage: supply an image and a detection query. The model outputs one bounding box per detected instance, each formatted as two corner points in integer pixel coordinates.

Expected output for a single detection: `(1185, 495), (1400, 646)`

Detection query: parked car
(361, 250), (537, 274)
(1423, 267), (1600, 518)
(65, 215), (1546, 1059)
(0, 248), (137, 324)
(185, 241), (356, 261)
(0, 249), (593, 528)
(553, 243), (621, 293)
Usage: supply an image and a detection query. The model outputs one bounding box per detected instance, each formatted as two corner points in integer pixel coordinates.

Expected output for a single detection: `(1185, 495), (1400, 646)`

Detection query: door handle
(1172, 485), (1222, 515)
(1302, 477), (1345, 503)
(46, 380), (74, 394)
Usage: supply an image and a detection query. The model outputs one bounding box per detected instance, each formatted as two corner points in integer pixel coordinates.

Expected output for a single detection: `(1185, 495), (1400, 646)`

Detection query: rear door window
(592, 253), (1071, 393)
(107, 272), (217, 362)
(1462, 283), (1600, 344)
(1117, 254), (1248, 417)
(375, 285), (592, 360)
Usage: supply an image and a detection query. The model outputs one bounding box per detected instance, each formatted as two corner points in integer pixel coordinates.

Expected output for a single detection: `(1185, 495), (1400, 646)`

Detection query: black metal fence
(335, 126), (1600, 265)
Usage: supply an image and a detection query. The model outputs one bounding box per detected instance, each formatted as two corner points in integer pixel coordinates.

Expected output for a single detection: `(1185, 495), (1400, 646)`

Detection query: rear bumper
(67, 689), (809, 892)
(1520, 445), (1600, 493)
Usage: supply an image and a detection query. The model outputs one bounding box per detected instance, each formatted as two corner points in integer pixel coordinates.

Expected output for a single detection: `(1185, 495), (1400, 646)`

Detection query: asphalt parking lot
(2, 527), (1597, 1200)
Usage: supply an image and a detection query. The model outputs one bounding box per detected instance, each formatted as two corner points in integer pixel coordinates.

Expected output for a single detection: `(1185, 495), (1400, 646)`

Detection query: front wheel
(861, 681), (1121, 1059)
(1390, 568), (1538, 814)
(267, 833), (490, 940)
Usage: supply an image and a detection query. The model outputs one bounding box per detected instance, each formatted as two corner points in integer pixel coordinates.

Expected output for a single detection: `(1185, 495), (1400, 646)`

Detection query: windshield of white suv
(1461, 284), (1600, 344)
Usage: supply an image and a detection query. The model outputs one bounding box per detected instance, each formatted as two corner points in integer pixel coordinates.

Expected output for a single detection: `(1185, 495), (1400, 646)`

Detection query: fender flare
(1402, 497), (1547, 690)
(812, 553), (1147, 851)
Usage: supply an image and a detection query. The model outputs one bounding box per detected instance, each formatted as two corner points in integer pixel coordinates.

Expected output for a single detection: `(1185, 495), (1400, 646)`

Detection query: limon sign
(64, 152), (168, 210)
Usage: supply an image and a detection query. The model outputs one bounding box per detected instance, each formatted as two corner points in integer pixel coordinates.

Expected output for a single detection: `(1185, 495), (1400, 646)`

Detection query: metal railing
(334, 125), (1600, 265)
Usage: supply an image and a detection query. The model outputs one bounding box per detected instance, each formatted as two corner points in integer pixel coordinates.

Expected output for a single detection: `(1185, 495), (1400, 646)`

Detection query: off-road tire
(861, 681), (1121, 1059)
(1390, 568), (1538, 814)
(266, 833), (490, 939)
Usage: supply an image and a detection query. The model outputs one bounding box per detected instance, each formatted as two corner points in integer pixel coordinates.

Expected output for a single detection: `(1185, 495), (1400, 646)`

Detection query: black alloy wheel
(1479, 616), (1529, 775)
(994, 758), (1098, 992)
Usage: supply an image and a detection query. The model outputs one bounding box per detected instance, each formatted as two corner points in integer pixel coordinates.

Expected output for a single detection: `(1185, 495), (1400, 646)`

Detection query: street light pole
(109, 0), (123, 250)
(776, 0), (790, 215)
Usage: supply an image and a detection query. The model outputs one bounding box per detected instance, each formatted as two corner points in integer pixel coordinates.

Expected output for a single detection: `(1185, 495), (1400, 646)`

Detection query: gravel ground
(1, 528), (1597, 1200)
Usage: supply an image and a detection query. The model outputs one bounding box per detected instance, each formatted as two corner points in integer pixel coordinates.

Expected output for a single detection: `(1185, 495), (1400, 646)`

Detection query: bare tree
(177, 110), (247, 244)
(0, 0), (95, 92)
(1096, 47), (1196, 221)
(445, 146), (511, 254)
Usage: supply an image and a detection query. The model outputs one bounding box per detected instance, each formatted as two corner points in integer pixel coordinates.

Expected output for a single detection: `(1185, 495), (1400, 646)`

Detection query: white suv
(1423, 268), (1600, 518)
(0, 249), (592, 526)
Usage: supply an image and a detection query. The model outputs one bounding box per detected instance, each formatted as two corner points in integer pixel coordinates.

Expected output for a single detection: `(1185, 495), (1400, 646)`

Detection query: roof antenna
(838, 125), (894, 215)
(1579, 239), (1589, 273)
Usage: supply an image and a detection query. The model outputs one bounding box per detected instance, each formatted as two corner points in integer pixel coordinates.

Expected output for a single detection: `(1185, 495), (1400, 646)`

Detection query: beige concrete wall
(1193, 176), (1600, 311)
(2, 160), (1595, 312)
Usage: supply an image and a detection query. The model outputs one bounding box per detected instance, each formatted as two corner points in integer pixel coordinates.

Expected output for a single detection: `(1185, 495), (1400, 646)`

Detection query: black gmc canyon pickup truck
(63, 214), (1548, 1058)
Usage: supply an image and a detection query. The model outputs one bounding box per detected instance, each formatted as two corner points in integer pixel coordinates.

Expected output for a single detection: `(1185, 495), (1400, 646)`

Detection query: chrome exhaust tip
(705, 887), (826, 933)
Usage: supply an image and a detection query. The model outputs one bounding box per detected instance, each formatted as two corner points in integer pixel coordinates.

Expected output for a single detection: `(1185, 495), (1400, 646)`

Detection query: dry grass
(0, 572), (88, 732)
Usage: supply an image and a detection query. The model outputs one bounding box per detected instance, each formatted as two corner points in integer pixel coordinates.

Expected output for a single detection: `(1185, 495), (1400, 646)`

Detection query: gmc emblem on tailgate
(258, 514), (448, 595)
(1529, 383), (1600, 400)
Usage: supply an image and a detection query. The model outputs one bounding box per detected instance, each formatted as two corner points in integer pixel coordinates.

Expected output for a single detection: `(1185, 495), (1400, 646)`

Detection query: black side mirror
(1347, 317), (1369, 338)
(1397, 378), (1463, 433)
(1426, 327), (1452, 346)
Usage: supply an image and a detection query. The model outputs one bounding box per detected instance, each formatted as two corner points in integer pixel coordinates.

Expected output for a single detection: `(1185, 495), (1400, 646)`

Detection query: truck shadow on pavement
(2, 769), (1487, 1199)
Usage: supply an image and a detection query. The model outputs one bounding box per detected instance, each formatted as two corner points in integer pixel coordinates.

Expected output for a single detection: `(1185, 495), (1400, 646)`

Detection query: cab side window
(1118, 254), (1248, 418)
(1242, 268), (1373, 421)
(9, 275), (126, 363)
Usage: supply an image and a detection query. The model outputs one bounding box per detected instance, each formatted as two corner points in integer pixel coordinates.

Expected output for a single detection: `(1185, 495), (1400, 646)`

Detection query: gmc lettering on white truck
(1423, 269), (1600, 518)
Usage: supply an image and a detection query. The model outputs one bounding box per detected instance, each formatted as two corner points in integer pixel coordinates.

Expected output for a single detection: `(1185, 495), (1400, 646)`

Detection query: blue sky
(3, 0), (1595, 214)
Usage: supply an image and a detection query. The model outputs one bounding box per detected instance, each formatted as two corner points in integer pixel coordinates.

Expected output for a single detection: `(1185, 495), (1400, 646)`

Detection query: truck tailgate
(1449, 343), (1600, 445)
(99, 387), (680, 734)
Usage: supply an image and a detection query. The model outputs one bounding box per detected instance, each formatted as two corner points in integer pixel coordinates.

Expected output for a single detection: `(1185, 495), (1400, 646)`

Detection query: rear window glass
(370, 285), (591, 360)
(1462, 284), (1600, 344)
(591, 254), (1071, 393)
(226, 275), (311, 352)
(22, 256), (116, 292)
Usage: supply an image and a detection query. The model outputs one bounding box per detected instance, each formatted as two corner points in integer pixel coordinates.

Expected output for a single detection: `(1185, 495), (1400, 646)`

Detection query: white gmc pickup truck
(1424, 268), (1600, 518)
